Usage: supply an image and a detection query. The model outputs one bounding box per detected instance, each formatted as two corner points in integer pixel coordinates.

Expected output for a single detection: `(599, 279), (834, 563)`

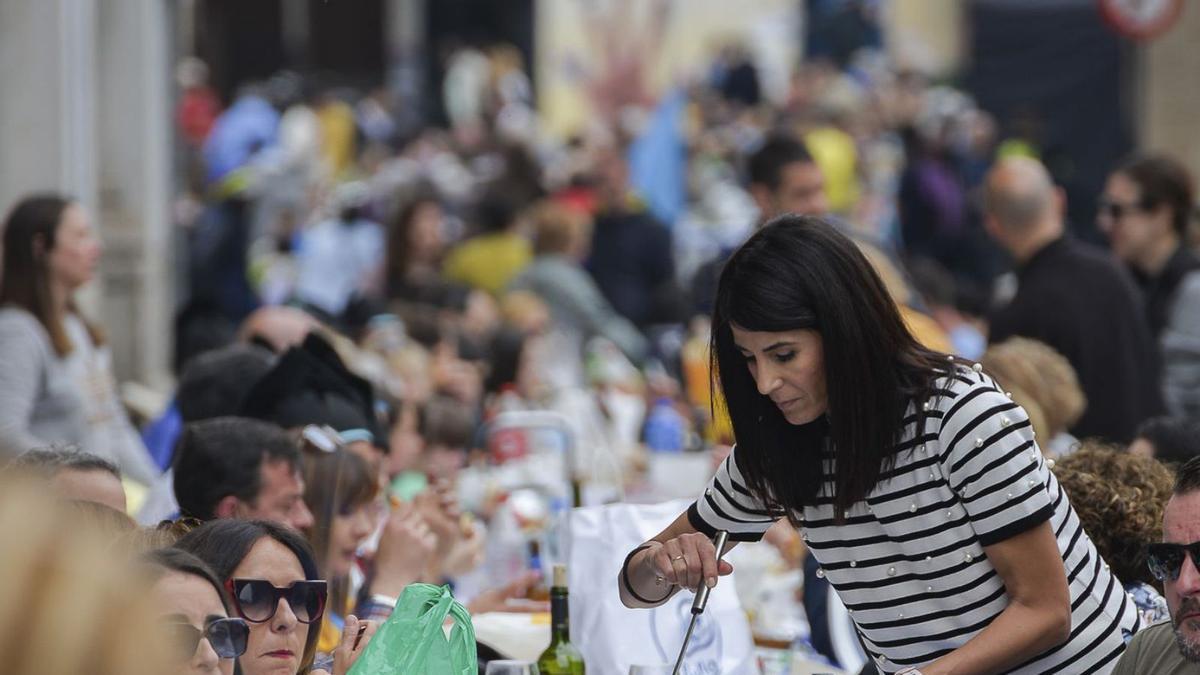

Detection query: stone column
(0, 0), (99, 214)
(94, 0), (174, 390)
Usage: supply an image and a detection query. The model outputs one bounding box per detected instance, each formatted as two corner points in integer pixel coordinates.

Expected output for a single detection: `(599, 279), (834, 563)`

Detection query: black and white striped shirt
(689, 365), (1138, 674)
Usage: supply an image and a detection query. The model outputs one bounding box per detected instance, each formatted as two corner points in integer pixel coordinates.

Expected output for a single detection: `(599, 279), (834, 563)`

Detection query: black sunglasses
(1147, 542), (1200, 582)
(226, 578), (328, 624)
(167, 617), (249, 661)
(1098, 199), (1148, 221)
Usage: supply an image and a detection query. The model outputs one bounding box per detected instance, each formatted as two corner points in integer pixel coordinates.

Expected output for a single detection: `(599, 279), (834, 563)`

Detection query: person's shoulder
(932, 362), (995, 398)
(0, 307), (44, 338)
(1061, 238), (1133, 279)
(1131, 619), (1179, 650)
(1177, 268), (1200, 297)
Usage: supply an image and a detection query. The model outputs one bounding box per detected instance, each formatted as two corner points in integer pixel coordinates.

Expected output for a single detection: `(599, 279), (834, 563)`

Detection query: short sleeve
(688, 445), (783, 542)
(936, 378), (1053, 547)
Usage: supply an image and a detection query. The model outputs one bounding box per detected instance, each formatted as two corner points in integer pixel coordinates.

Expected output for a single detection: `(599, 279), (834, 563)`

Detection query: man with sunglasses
(984, 156), (1164, 443)
(1114, 456), (1200, 673)
(1099, 154), (1200, 421)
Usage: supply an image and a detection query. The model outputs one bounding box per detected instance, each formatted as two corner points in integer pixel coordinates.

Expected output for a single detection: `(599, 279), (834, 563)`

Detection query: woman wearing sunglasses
(176, 519), (374, 675)
(143, 548), (249, 675)
(297, 426), (386, 663)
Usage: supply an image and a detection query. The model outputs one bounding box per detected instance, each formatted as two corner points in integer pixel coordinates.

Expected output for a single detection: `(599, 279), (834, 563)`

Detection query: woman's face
(408, 202), (445, 265)
(232, 538), (310, 675)
(329, 502), (374, 578)
(48, 203), (101, 290)
(730, 326), (828, 425)
(149, 571), (235, 675)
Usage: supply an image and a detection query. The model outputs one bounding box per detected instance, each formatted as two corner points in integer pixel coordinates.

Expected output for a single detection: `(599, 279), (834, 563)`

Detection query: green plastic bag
(347, 583), (477, 675)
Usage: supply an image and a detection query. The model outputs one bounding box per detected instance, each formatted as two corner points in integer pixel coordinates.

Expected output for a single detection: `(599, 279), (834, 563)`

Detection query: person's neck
(1011, 222), (1063, 265)
(49, 279), (71, 318)
(1135, 233), (1181, 277)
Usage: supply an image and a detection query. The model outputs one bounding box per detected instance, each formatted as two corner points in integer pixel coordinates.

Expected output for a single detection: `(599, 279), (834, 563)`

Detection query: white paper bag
(568, 500), (758, 674)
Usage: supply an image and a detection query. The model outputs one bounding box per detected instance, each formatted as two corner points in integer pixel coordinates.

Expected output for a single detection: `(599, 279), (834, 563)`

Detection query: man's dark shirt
(1132, 246), (1200, 339)
(989, 236), (1165, 442)
(586, 207), (677, 328)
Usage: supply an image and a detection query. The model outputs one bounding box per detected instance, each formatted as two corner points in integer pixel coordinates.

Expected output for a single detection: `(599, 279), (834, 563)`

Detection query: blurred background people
(984, 157), (1164, 443)
(1099, 155), (1200, 420)
(0, 195), (160, 484)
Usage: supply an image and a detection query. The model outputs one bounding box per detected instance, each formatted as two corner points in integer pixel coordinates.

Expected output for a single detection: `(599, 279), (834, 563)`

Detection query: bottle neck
(550, 587), (570, 642)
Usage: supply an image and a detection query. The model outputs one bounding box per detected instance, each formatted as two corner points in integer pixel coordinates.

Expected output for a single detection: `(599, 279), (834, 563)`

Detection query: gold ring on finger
(672, 555), (685, 562)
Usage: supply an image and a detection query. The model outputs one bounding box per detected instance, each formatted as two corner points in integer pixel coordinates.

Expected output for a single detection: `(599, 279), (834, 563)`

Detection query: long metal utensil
(672, 529), (730, 675)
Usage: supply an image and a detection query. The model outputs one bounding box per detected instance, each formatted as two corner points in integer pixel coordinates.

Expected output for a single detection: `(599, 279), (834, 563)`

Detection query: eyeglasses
(1098, 198), (1148, 221)
(300, 425), (343, 453)
(225, 578), (328, 624)
(1147, 542), (1200, 582)
(167, 617), (249, 661)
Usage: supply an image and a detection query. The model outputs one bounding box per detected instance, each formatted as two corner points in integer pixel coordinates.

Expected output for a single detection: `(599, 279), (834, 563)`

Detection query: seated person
(175, 518), (374, 675)
(1053, 442), (1174, 632)
(142, 547), (248, 675)
(139, 344), (277, 523)
(11, 443), (127, 512)
(172, 416), (314, 530)
(1130, 416), (1200, 469)
(1114, 457), (1200, 672)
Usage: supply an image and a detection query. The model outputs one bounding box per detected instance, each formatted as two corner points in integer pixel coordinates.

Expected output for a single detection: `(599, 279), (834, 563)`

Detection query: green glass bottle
(536, 564), (585, 674)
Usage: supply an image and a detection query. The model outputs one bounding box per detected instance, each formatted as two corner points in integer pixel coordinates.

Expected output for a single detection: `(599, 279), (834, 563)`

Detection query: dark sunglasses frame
(1098, 198), (1149, 221)
(225, 578), (328, 625)
(168, 617), (249, 660)
(1147, 542), (1200, 582)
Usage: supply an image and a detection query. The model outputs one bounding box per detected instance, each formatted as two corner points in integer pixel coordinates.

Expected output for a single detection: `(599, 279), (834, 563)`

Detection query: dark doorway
(965, 0), (1136, 242)
(195, 0), (286, 104)
(309, 0), (386, 89)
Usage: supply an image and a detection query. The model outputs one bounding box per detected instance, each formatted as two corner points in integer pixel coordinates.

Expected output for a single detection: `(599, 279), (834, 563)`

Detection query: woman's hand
(619, 511), (740, 609)
(466, 571), (550, 614)
(642, 532), (734, 592)
(441, 518), (486, 577)
(414, 482), (465, 566)
(371, 503), (437, 597)
(331, 615), (379, 675)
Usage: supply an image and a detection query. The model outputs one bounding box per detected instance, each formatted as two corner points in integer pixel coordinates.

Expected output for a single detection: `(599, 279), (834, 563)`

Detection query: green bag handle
(347, 583), (477, 675)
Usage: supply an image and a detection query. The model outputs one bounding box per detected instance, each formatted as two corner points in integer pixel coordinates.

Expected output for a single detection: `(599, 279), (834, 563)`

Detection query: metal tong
(672, 529), (729, 675)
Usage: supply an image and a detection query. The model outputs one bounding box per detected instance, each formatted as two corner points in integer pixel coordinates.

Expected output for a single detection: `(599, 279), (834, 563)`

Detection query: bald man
(984, 157), (1164, 442)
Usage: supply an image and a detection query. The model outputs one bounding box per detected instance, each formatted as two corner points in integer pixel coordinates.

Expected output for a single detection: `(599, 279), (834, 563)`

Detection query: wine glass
(484, 660), (540, 675)
(628, 666), (675, 674)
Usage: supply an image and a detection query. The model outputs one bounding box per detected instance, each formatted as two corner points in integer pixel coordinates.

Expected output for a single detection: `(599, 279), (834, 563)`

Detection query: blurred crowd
(1, 36), (1199, 675)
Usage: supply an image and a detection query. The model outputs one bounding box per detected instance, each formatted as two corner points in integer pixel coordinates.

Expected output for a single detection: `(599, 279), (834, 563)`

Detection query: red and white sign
(1099, 0), (1185, 41)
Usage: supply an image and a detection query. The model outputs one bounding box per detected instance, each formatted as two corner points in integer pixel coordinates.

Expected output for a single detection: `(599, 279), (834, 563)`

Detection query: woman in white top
(0, 194), (159, 484)
(618, 216), (1138, 674)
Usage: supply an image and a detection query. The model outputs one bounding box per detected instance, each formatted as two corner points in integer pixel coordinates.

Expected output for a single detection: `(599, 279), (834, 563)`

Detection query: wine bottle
(536, 564), (585, 674)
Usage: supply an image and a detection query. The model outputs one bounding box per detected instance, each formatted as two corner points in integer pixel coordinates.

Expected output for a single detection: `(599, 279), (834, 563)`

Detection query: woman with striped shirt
(618, 216), (1138, 674)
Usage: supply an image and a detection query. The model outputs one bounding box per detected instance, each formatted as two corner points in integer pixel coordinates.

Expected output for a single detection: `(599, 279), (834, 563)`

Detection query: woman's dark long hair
(385, 192), (441, 298)
(174, 519), (324, 672)
(0, 194), (103, 355)
(711, 215), (949, 521)
(299, 437), (377, 622)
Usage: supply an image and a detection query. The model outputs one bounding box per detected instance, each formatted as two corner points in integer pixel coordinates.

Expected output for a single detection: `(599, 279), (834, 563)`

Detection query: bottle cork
(552, 563), (567, 588)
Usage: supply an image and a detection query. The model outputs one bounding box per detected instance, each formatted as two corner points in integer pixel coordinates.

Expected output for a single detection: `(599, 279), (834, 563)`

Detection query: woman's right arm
(0, 316), (48, 457)
(617, 510), (735, 609)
